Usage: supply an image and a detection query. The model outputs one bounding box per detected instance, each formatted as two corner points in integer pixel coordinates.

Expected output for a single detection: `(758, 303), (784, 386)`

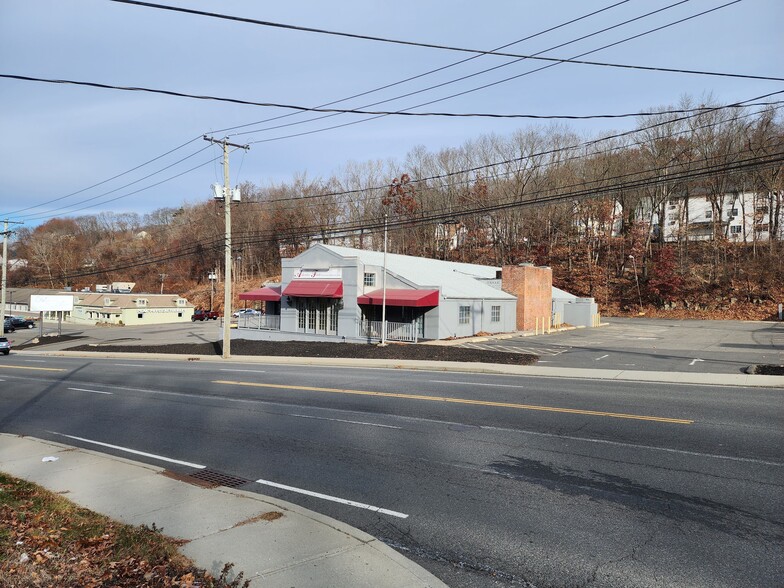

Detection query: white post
(381, 213), (388, 345)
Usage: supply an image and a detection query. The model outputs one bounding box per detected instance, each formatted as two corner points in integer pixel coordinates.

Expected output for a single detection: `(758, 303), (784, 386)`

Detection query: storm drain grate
(164, 468), (250, 489)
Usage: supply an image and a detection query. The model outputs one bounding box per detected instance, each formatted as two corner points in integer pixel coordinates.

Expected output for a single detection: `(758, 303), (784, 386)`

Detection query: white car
(232, 309), (261, 318)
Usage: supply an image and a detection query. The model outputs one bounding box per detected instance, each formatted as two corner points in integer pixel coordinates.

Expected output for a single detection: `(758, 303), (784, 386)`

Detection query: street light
(208, 271), (217, 312)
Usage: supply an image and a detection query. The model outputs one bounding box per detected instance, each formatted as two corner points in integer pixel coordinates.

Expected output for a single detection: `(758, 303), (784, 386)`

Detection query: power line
(7, 73), (776, 122)
(213, 0), (635, 136)
(106, 0), (774, 84)
(27, 146), (782, 283)
(0, 1), (634, 219)
(245, 0), (762, 145)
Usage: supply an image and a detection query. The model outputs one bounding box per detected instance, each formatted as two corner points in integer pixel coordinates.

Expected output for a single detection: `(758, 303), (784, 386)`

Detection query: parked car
(10, 317), (36, 329)
(232, 309), (261, 318)
(191, 309), (220, 321)
(3, 319), (14, 333)
(0, 337), (9, 355)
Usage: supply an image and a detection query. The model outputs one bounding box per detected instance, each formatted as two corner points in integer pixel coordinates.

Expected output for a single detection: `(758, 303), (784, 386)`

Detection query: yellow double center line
(213, 380), (694, 424)
(0, 364), (66, 373)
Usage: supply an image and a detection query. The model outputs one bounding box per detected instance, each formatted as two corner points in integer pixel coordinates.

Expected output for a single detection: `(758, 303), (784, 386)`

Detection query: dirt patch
(64, 339), (538, 366)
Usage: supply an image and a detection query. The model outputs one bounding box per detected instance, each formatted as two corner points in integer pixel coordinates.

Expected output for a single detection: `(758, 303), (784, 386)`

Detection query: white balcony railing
(237, 314), (281, 330)
(359, 319), (418, 343)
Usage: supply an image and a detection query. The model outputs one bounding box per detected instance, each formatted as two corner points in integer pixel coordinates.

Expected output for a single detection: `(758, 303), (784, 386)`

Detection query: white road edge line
(430, 379), (533, 389)
(255, 478), (408, 518)
(49, 432), (206, 469)
(219, 369), (267, 373)
(289, 413), (401, 429)
(113, 364), (146, 367)
(68, 387), (113, 396)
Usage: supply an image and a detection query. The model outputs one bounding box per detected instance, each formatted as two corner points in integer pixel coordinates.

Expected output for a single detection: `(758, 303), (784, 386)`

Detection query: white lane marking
(477, 425), (784, 468)
(430, 379), (531, 389)
(689, 358), (704, 366)
(219, 369), (267, 374)
(290, 413), (401, 429)
(49, 432), (206, 469)
(113, 364), (146, 367)
(595, 354), (609, 361)
(22, 359), (46, 363)
(68, 387), (113, 396)
(255, 478), (408, 518)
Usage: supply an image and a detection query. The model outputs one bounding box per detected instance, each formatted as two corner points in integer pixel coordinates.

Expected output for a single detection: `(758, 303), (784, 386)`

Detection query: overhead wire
(33, 139), (783, 283)
(2, 0), (635, 219)
(105, 0), (776, 85)
(246, 0), (757, 145)
(212, 0), (635, 136)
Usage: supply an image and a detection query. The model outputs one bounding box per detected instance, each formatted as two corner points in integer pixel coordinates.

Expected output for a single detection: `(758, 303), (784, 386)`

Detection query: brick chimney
(501, 264), (552, 331)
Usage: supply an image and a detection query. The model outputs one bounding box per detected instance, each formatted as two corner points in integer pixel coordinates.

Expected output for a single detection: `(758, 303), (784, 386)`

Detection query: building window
(730, 208), (738, 217)
(667, 213), (677, 221)
(137, 313), (143, 319)
(491, 305), (500, 322)
(136, 299), (147, 307)
(705, 210), (712, 219)
(459, 306), (470, 324)
(177, 312), (183, 318)
(730, 225), (742, 234)
(363, 273), (376, 287)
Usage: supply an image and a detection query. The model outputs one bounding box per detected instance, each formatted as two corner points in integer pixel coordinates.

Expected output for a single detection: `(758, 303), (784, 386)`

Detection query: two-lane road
(1, 355), (782, 587)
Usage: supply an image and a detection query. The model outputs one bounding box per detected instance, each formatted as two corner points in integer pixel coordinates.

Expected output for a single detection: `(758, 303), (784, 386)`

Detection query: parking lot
(457, 317), (784, 374)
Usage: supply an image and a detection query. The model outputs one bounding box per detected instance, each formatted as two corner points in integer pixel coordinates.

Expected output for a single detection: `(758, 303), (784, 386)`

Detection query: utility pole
(1, 220), (23, 321)
(203, 135), (249, 359)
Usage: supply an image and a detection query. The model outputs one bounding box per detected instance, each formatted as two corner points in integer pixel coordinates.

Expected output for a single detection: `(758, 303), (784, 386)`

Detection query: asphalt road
(1, 355), (782, 587)
(459, 318), (784, 373)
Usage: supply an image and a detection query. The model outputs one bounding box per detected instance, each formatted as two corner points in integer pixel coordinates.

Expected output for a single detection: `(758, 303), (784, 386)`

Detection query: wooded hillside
(9, 98), (784, 320)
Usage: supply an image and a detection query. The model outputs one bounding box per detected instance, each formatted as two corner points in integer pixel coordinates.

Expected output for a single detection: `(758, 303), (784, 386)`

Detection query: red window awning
(239, 286), (281, 301)
(357, 289), (439, 307)
(282, 280), (344, 298)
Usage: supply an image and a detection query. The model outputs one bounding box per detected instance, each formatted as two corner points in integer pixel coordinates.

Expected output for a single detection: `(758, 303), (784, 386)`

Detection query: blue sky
(1, 0), (782, 226)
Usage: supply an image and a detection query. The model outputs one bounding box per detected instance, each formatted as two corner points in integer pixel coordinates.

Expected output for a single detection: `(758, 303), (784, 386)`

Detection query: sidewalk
(0, 434), (446, 588)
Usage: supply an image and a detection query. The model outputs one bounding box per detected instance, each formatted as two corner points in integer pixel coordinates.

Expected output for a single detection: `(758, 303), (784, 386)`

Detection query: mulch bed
(65, 339), (538, 366)
(747, 364), (784, 376)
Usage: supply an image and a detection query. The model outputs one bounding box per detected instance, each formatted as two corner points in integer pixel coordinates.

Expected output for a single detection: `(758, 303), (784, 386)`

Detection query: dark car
(0, 337), (10, 355)
(3, 319), (14, 334)
(10, 317), (35, 329)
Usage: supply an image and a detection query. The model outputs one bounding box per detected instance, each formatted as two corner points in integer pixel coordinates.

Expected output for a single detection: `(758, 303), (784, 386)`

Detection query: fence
(359, 320), (418, 343)
(237, 314), (281, 331)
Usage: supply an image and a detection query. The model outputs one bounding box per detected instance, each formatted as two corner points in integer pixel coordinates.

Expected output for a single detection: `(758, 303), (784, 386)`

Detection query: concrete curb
(14, 348), (784, 387)
(0, 434), (446, 587)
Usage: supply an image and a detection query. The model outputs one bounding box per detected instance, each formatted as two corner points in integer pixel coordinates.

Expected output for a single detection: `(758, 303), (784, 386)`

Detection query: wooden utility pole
(203, 136), (249, 359)
(1, 220), (23, 320)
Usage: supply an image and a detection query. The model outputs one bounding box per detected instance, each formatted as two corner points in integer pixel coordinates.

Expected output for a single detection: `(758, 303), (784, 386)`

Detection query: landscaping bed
(65, 339), (538, 366)
(0, 473), (248, 587)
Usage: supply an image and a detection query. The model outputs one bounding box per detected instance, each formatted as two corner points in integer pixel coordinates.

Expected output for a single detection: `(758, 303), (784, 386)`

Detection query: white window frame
(459, 305), (470, 324)
(363, 273), (376, 287)
(491, 305), (500, 322)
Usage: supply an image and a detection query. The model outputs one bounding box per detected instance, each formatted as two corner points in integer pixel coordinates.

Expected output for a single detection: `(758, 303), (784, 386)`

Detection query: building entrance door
(296, 299), (338, 335)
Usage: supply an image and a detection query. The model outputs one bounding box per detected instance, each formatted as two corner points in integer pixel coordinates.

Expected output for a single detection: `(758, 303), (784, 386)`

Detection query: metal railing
(359, 319), (418, 343)
(237, 314), (281, 330)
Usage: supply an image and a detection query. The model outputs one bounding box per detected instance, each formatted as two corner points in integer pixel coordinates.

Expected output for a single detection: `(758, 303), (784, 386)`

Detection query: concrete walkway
(0, 434), (446, 587)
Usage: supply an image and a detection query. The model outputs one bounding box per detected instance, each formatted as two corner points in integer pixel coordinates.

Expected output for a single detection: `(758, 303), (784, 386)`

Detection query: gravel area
(64, 339), (539, 365)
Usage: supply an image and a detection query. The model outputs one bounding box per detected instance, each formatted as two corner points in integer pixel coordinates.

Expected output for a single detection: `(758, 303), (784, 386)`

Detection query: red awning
(357, 288), (439, 307)
(282, 280), (343, 298)
(239, 286), (281, 301)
